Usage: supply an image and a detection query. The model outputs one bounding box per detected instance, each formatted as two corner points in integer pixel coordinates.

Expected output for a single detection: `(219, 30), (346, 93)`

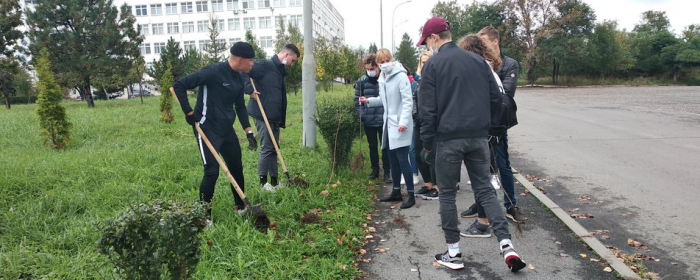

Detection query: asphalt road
(508, 86), (700, 279)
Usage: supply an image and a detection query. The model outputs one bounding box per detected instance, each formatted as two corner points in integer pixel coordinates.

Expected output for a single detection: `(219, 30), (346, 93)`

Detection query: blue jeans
(495, 131), (516, 209)
(389, 146), (414, 192)
(409, 137), (418, 175)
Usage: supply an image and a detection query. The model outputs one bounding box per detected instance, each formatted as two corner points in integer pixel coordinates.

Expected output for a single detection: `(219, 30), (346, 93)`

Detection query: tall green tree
(587, 21), (634, 79)
(245, 29), (268, 61)
(26, 0), (142, 108)
(661, 25), (700, 81)
(630, 11), (679, 76)
(205, 14), (227, 65)
(368, 43), (378, 54)
(182, 48), (205, 75)
(0, 0), (24, 109)
(279, 22), (304, 94)
(36, 49), (71, 150)
(126, 56), (146, 103)
(150, 37), (185, 82)
(430, 0), (465, 38)
(396, 33), (418, 75)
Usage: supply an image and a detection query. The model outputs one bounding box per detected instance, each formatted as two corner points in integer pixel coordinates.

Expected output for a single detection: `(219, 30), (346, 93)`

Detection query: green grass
(0, 85), (376, 279)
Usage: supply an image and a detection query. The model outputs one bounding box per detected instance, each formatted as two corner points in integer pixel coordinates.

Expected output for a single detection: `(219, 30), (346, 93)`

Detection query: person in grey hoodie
(359, 48), (415, 209)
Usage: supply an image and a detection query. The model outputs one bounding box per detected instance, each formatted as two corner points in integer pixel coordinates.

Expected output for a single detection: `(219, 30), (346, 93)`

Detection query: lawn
(0, 85), (377, 279)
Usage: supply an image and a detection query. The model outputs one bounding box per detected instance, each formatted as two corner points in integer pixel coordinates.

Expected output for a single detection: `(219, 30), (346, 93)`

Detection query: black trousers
(365, 126), (390, 172)
(193, 126), (245, 210)
(413, 119), (434, 184)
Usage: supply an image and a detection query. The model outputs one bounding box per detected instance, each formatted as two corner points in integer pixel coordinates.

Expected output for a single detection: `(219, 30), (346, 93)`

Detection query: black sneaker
(434, 251), (464, 270)
(460, 220), (491, 238)
(460, 203), (478, 218)
(506, 206), (528, 223)
(501, 243), (527, 272)
(422, 189), (439, 200)
(415, 186), (431, 196)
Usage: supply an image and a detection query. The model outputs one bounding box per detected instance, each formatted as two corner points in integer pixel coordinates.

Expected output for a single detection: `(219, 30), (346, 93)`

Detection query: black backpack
(500, 93), (518, 129)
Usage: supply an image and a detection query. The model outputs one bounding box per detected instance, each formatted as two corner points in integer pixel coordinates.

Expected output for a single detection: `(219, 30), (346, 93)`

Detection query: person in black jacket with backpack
(354, 54), (390, 181)
(173, 42), (259, 219)
(247, 44), (300, 190)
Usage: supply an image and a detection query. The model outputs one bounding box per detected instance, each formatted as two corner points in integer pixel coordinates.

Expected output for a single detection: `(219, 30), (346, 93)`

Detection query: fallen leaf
(326, 227), (333, 231)
(331, 184), (337, 189)
(336, 180), (341, 185)
(378, 248), (387, 253)
(528, 264), (535, 270)
(559, 253), (569, 257)
(368, 227), (377, 233)
(302, 173), (306, 177)
(359, 249), (367, 254)
(671, 262), (678, 266)
(621, 212), (632, 217)
(589, 230), (610, 235)
(590, 258), (600, 262)
(578, 195), (592, 201)
(411, 268), (418, 272)
(362, 259), (372, 263)
(320, 190), (329, 197)
(594, 200), (604, 204)
(365, 235), (374, 239)
(432, 262), (441, 268)
(571, 213), (594, 219)
(580, 254), (588, 258)
(645, 272), (661, 280)
(555, 241), (562, 245)
(380, 239), (387, 242)
(568, 208), (580, 212)
(537, 187), (547, 194)
(603, 267), (613, 273)
(366, 214), (373, 220)
(339, 264), (347, 270)
(390, 204), (397, 209)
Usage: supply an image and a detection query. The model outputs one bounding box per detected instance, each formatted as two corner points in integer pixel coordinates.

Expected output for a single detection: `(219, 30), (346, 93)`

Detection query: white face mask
(379, 62), (393, 73)
(366, 70), (377, 77)
(428, 36), (439, 55)
(281, 59), (288, 65)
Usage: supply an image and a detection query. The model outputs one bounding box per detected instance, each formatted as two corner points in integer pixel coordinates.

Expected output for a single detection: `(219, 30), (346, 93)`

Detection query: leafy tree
(630, 11), (679, 77)
(0, 0), (24, 109)
(150, 37), (185, 82)
(127, 56), (147, 104)
(245, 29), (269, 61)
(274, 17), (288, 53)
(661, 25), (700, 81)
(205, 14), (227, 65)
(396, 33), (418, 75)
(26, 0), (142, 108)
(35, 49), (71, 149)
(159, 63), (175, 123)
(182, 48), (205, 75)
(283, 23), (304, 94)
(430, 0), (465, 38)
(587, 21), (634, 79)
(368, 42), (378, 54)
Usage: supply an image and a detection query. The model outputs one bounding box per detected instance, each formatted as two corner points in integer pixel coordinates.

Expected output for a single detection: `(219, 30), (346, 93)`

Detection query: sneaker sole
(421, 195), (439, 200)
(435, 259), (465, 270)
(461, 213), (477, 218)
(505, 254), (527, 272)
(460, 232), (491, 238)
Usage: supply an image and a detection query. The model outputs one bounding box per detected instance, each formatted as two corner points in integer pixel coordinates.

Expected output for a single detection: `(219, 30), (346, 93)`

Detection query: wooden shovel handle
(249, 79), (289, 174)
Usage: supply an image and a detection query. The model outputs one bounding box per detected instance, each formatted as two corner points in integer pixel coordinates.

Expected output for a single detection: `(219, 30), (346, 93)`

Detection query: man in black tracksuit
(247, 44), (300, 189)
(173, 42), (258, 215)
(417, 17), (526, 272)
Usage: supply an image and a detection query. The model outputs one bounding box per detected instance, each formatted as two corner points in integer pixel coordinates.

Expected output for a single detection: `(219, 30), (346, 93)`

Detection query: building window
(228, 18), (240, 30)
(183, 40), (196, 51)
(259, 16), (271, 29)
(227, 0), (239, 10)
(290, 15), (302, 27)
(243, 17), (255, 29)
(135, 5), (147, 16)
(260, 36), (272, 48)
(139, 43), (151, 55)
(241, 0), (253, 9)
(217, 19), (225, 31)
(196, 1), (208, 12)
(152, 23), (164, 35)
(167, 22), (179, 34)
(275, 15), (286, 28)
(154, 42), (166, 54)
(165, 3), (178, 14)
(229, 38), (241, 46)
(199, 40), (210, 51)
(138, 24), (149, 35)
(211, 0), (224, 11)
(197, 20), (208, 32)
(289, 0), (300, 6)
(182, 21), (195, 33)
(181, 2), (193, 13)
(273, 0), (284, 7)
(151, 4), (162, 15)
(257, 0), (269, 8)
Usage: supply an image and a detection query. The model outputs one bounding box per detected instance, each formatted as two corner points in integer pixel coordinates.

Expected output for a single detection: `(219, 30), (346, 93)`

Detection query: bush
(6, 95), (37, 104)
(35, 48), (71, 149)
(159, 63), (175, 123)
(315, 95), (358, 172)
(96, 200), (208, 280)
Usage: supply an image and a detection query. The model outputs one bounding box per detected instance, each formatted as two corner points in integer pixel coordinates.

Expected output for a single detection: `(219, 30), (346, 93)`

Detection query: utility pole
(302, 0), (316, 148)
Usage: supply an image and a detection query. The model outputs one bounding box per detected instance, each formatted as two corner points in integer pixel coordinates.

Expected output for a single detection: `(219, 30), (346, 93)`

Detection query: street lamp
(392, 0), (411, 53)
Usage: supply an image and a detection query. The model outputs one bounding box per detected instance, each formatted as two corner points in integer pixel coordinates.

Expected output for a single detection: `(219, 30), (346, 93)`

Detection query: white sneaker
(413, 174), (420, 184)
(467, 180), (472, 185)
(490, 175), (501, 190)
(262, 183), (276, 192)
(400, 176), (406, 185)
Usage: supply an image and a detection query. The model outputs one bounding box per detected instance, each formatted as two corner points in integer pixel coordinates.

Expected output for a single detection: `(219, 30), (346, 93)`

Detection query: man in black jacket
(173, 42), (259, 217)
(247, 44), (300, 190)
(417, 17), (526, 272)
(459, 26), (525, 223)
(354, 54), (390, 181)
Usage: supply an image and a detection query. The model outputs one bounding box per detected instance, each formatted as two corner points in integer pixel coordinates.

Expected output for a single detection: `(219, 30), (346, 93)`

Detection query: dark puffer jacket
(354, 75), (384, 128)
(246, 55), (288, 128)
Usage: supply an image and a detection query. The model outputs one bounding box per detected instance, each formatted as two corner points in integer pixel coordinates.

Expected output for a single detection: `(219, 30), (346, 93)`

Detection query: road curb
(512, 169), (641, 280)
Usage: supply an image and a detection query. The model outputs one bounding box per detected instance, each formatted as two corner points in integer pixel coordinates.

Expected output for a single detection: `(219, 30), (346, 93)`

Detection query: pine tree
(368, 43), (378, 54)
(36, 48), (71, 149)
(1, 0), (24, 109)
(205, 14), (227, 65)
(159, 63), (175, 123)
(150, 37), (184, 82)
(396, 33), (418, 74)
(245, 29), (269, 61)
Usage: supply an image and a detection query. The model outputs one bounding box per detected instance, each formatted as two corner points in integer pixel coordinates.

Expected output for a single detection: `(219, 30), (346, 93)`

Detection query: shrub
(97, 200), (208, 280)
(35, 48), (71, 149)
(159, 63), (175, 123)
(315, 95), (358, 172)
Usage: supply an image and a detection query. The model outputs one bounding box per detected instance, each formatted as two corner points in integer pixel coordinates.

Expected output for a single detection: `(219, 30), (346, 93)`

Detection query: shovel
(249, 78), (308, 187)
(169, 87), (270, 232)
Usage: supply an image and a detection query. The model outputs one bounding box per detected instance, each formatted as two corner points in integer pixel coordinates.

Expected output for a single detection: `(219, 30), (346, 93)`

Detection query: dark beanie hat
(230, 42), (255, 59)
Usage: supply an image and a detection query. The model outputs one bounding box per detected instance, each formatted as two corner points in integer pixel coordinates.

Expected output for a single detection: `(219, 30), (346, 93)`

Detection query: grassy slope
(0, 86), (376, 279)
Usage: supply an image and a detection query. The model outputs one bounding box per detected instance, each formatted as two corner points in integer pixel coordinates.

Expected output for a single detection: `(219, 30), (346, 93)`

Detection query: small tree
(368, 42), (378, 54)
(245, 29), (269, 61)
(127, 56), (147, 104)
(160, 63), (175, 123)
(35, 48), (71, 149)
(396, 33), (418, 75)
(315, 95), (359, 172)
(205, 14), (227, 65)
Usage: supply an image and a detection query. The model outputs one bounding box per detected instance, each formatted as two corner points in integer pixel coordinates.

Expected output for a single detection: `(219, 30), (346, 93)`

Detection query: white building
(113, 0), (345, 67)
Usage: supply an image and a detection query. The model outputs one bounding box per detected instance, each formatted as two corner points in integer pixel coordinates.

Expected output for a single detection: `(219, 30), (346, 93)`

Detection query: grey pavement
(508, 86), (700, 279)
(360, 164), (617, 279)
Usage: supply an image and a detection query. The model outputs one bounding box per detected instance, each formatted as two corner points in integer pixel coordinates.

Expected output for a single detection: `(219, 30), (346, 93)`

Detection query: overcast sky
(329, 0), (700, 50)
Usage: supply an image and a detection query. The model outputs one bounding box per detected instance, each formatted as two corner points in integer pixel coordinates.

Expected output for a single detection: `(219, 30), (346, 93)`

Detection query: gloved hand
(421, 148), (434, 166)
(489, 125), (507, 138)
(185, 112), (201, 126)
(246, 132), (257, 151)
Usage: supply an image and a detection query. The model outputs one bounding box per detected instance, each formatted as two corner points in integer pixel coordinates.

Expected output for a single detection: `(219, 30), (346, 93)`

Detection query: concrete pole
(302, 0), (316, 148)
